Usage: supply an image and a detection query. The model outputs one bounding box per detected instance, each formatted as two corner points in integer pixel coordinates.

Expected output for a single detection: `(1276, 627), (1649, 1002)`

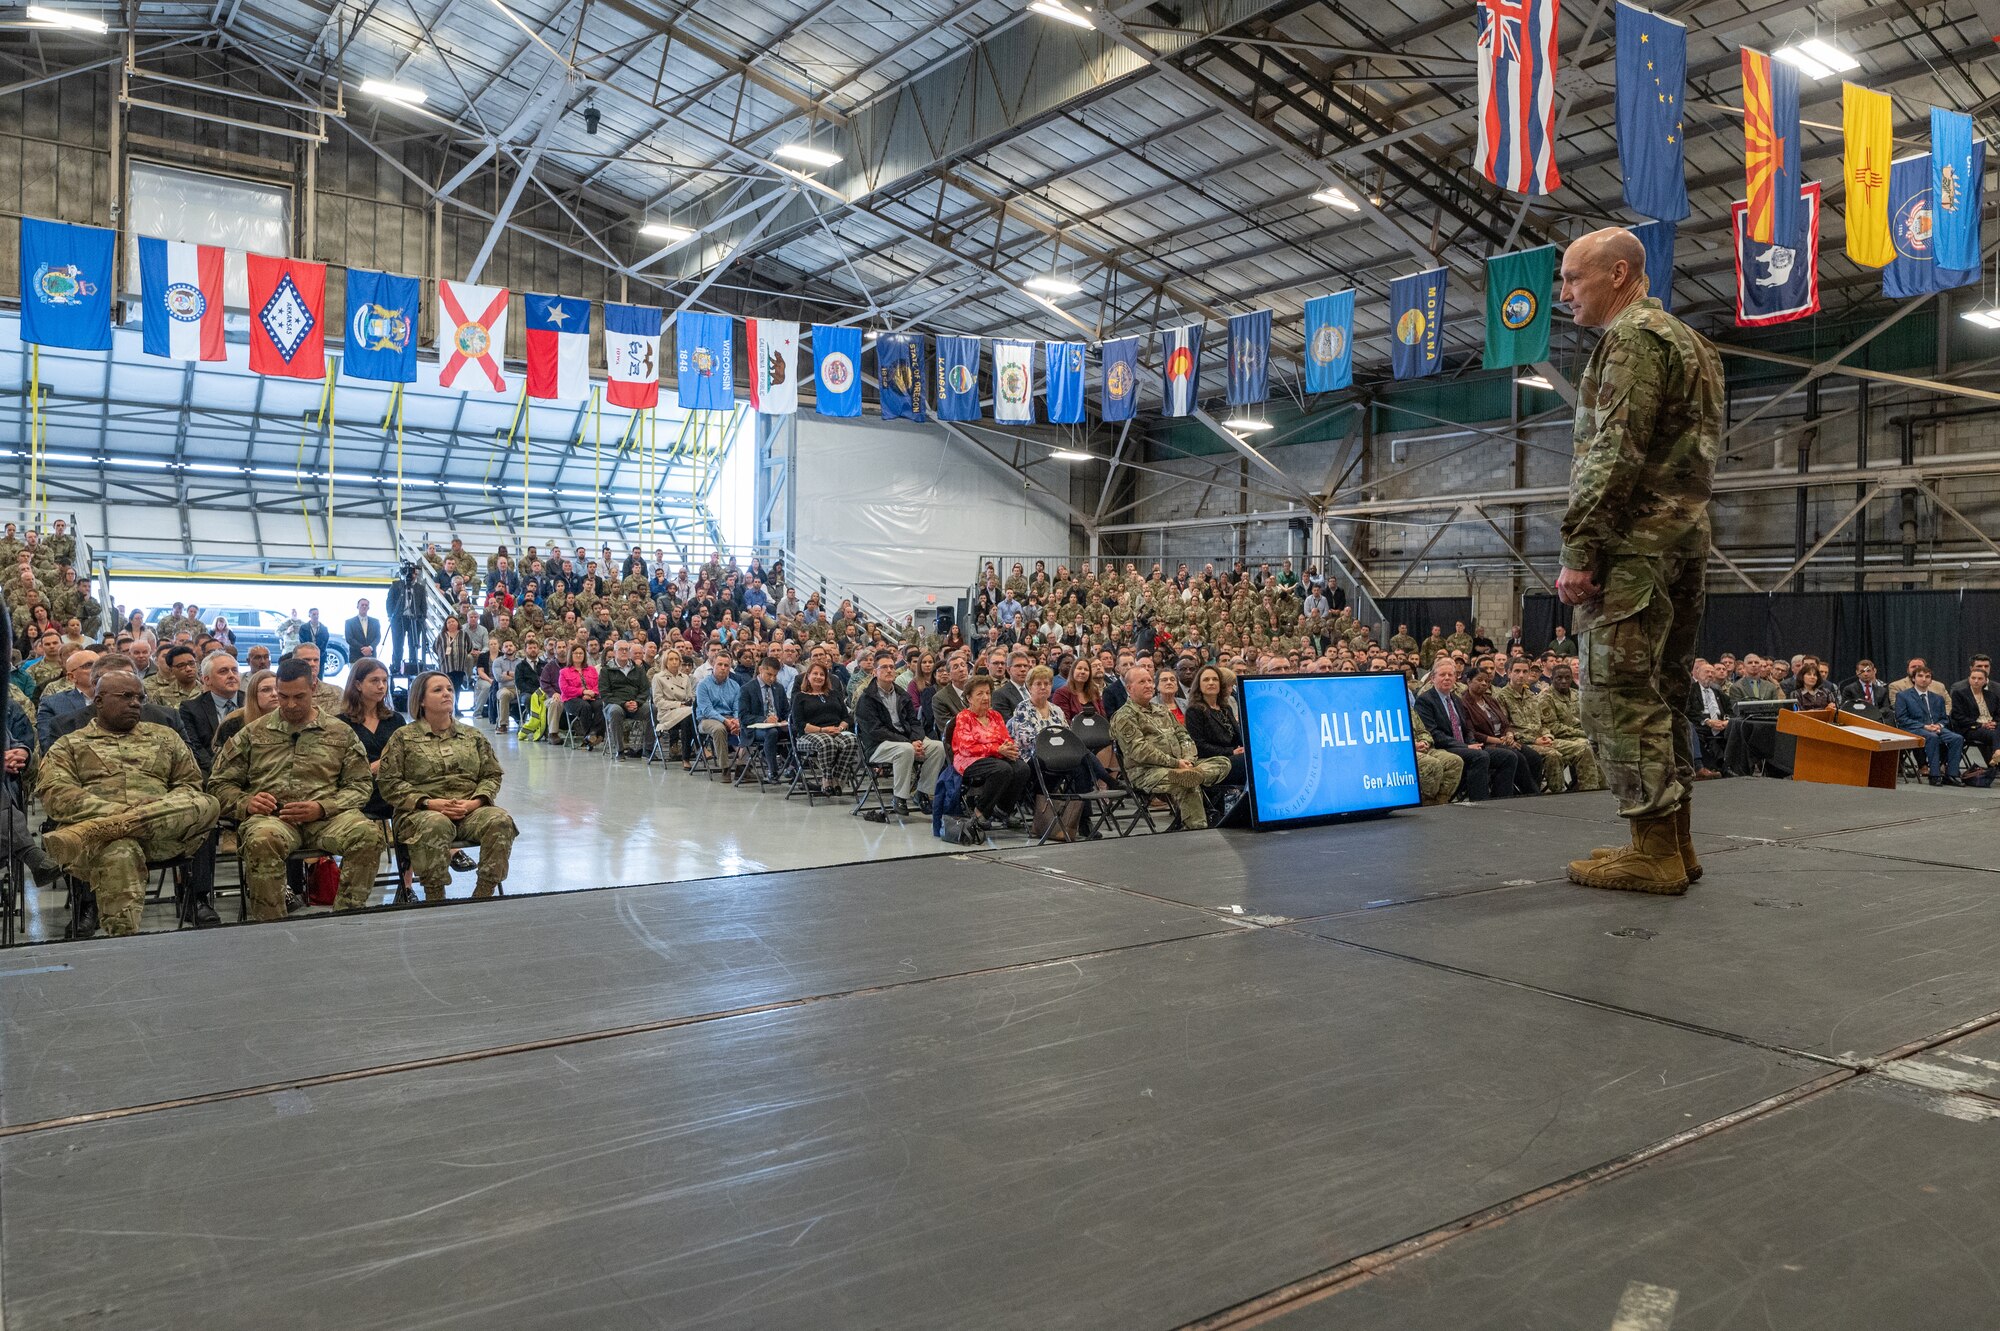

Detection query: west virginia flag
(1843, 83), (1894, 268)
(1742, 49), (1802, 246)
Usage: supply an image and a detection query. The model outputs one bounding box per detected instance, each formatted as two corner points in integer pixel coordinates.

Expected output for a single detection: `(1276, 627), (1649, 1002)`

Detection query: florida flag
(604, 303), (663, 410)
(1476, 0), (1562, 196)
(524, 294), (591, 401)
(246, 253), (327, 380)
(137, 237), (225, 362)
(746, 318), (799, 415)
(438, 280), (509, 393)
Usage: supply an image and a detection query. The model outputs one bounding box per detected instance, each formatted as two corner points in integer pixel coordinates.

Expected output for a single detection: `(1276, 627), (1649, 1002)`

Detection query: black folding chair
(1106, 737), (1163, 835)
(1031, 726), (1130, 843)
(852, 755), (902, 818)
(688, 726), (731, 781)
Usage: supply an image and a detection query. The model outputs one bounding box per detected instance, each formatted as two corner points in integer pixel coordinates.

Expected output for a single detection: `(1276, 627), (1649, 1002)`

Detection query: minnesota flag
(1843, 83), (1894, 268)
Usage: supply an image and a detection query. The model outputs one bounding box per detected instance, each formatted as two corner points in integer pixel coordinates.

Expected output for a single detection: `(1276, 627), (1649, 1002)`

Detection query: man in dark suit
(1948, 663), (2000, 766)
(177, 650), (241, 772)
(738, 654), (792, 782)
(387, 564), (427, 675)
(299, 609), (331, 676)
(1683, 661), (1732, 777)
(1841, 658), (1889, 716)
(1412, 658), (1491, 801)
(45, 653), (188, 747)
(343, 597), (383, 667)
(1895, 664), (1964, 785)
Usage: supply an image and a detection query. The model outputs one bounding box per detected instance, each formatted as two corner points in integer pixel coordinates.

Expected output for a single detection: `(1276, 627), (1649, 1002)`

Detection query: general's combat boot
(40, 809), (146, 870)
(1568, 815), (1689, 894)
(1588, 799), (1701, 882)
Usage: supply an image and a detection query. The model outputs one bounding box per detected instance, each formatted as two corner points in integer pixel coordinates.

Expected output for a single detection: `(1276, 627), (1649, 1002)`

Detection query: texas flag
(604, 302), (663, 409)
(246, 253), (327, 380)
(137, 237), (225, 362)
(524, 294), (591, 401)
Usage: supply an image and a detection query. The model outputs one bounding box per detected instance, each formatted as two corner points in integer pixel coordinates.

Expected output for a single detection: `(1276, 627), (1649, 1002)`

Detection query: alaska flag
(936, 335), (981, 421)
(1886, 148), (1985, 299)
(812, 324), (862, 417)
(1484, 246), (1555, 369)
(1227, 310), (1271, 405)
(1932, 109), (1980, 272)
(343, 268), (419, 383)
(1160, 324), (1204, 417)
(1631, 219), (1678, 312)
(1389, 269), (1447, 380)
(1101, 336), (1139, 422)
(1742, 49), (1802, 246)
(676, 311), (733, 411)
(1615, 3), (1689, 221)
(19, 218), (113, 351)
(877, 332), (926, 421)
(1303, 291), (1354, 393)
(1046, 341), (1087, 424)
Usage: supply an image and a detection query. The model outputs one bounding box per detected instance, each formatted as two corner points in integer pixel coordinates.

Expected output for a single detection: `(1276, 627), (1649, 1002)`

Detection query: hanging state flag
(935, 335), (981, 421)
(342, 268), (419, 383)
(437, 280), (508, 393)
(1885, 149), (1986, 299)
(136, 237), (225, 362)
(1159, 324), (1204, 417)
(523, 294), (591, 402)
(1303, 291), (1354, 393)
(877, 333), (927, 421)
(1227, 310), (1271, 406)
(1101, 336), (1139, 422)
(746, 318), (798, 415)
(812, 324), (862, 417)
(676, 311), (734, 411)
(1615, 3), (1689, 221)
(1932, 108), (1981, 272)
(1389, 269), (1447, 380)
(604, 303), (663, 409)
(1843, 83), (1895, 268)
(1630, 219), (1678, 312)
(246, 253), (327, 380)
(993, 339), (1035, 425)
(1475, 0), (1562, 196)
(1732, 181), (1821, 327)
(1484, 246), (1555, 369)
(19, 218), (114, 351)
(1046, 341), (1087, 424)
(1742, 49), (1803, 246)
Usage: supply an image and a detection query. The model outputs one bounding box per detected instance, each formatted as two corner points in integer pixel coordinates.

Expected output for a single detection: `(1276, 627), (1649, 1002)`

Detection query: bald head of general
(1558, 227), (1650, 330)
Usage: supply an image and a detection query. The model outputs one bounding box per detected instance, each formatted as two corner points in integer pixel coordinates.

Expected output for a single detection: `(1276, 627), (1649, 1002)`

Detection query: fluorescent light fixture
(1960, 307), (2000, 330)
(1221, 416), (1274, 432)
(1516, 373), (1554, 389)
(360, 78), (427, 105)
(1028, 0), (1096, 28)
(25, 6), (108, 32)
(1773, 39), (1858, 80)
(1023, 275), (1083, 295)
(773, 142), (843, 168)
(1312, 187), (1361, 212)
(1049, 449), (1093, 461)
(639, 221), (694, 241)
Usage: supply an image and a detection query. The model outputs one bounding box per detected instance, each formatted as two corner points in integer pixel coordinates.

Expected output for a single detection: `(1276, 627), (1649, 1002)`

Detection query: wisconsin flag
(1733, 181), (1820, 327)
(1046, 340), (1087, 424)
(1159, 324), (1203, 417)
(1742, 49), (1802, 245)
(935, 335), (981, 421)
(1843, 83), (1895, 268)
(437, 280), (508, 393)
(342, 268), (419, 383)
(19, 218), (114, 351)
(676, 311), (733, 411)
(1615, 3), (1688, 221)
(746, 318), (798, 415)
(247, 253), (327, 380)
(813, 324), (862, 417)
(1475, 0), (1562, 196)
(1389, 269), (1447, 380)
(137, 238), (225, 362)
(1932, 109), (1981, 272)
(1101, 336), (1139, 422)
(1484, 246), (1555, 369)
(1631, 219), (1678, 312)
(1227, 310), (1271, 405)
(524, 294), (591, 401)
(878, 333), (926, 421)
(1303, 292), (1354, 393)
(1885, 149), (1985, 299)
(993, 339), (1035, 424)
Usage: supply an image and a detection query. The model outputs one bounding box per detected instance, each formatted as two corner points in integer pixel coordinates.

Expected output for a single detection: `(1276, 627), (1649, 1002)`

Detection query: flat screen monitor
(1237, 671), (1422, 828)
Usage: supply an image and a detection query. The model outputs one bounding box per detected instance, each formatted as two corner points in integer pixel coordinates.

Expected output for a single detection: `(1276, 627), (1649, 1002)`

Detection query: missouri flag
(1843, 83), (1894, 268)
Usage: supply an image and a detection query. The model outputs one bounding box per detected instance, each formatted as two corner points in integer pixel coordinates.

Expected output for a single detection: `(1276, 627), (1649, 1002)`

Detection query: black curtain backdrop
(1521, 596), (1574, 654)
(1377, 597), (1472, 640)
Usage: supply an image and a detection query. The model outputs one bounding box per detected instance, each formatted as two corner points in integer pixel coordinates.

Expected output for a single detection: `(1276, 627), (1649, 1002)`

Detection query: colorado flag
(137, 237), (226, 362)
(524, 294), (591, 401)
(604, 303), (663, 409)
(1160, 324), (1203, 417)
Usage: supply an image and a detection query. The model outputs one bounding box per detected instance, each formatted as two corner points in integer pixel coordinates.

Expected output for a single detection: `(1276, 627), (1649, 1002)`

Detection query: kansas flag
(994, 340), (1035, 424)
(935, 335), (981, 421)
(1630, 219), (1678, 312)
(1932, 109), (1980, 272)
(1742, 49), (1802, 246)
(340, 269), (418, 383)
(524, 294), (591, 401)
(1227, 310), (1271, 406)
(1101, 336), (1139, 422)
(138, 237), (226, 362)
(1885, 149), (1985, 300)
(1389, 269), (1447, 380)
(1615, 3), (1689, 222)
(1303, 292), (1354, 393)
(1484, 246), (1554, 369)
(877, 333), (926, 421)
(20, 218), (114, 351)
(813, 324), (862, 417)
(1160, 324), (1203, 417)
(1732, 181), (1820, 327)
(1046, 341), (1087, 424)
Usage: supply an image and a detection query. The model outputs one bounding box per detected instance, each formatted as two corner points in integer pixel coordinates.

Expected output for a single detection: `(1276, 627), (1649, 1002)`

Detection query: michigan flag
(20, 218), (114, 351)
(1475, 0), (1562, 195)
(1303, 292), (1354, 393)
(1101, 336), (1139, 422)
(1484, 246), (1554, 369)
(342, 268), (419, 383)
(1843, 83), (1894, 268)
(1932, 108), (1980, 272)
(1390, 269), (1447, 380)
(1046, 341), (1087, 424)
(1631, 219), (1678, 312)
(936, 336), (981, 421)
(1742, 49), (1802, 246)
(877, 332), (926, 421)
(1160, 325), (1203, 417)
(812, 324), (862, 417)
(1226, 311), (1271, 406)
(1614, 3), (1689, 222)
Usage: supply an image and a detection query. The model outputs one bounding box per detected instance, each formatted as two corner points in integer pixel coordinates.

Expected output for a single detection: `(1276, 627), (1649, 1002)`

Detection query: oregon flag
(1843, 83), (1894, 268)
(1484, 246), (1556, 369)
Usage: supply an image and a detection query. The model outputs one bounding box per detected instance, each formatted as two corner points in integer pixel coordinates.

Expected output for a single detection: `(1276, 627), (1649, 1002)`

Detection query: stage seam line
(1779, 835), (2000, 877)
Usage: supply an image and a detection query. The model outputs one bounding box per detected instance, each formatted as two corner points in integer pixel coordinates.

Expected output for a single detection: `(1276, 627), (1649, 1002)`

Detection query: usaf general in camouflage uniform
(1555, 228), (1722, 895)
(209, 659), (383, 919)
(378, 671), (517, 901)
(1109, 667), (1231, 830)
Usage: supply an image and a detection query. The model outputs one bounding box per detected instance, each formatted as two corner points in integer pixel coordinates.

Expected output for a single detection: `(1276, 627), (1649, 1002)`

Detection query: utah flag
(746, 318), (798, 415)
(137, 237), (225, 362)
(524, 294), (591, 401)
(604, 302), (663, 409)
(246, 253), (327, 380)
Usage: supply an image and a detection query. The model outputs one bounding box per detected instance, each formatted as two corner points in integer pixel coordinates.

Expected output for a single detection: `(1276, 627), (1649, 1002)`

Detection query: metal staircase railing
(761, 544), (899, 627)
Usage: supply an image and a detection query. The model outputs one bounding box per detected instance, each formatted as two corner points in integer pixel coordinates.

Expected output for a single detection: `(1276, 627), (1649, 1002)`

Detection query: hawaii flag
(604, 303), (663, 409)
(1476, 0), (1562, 195)
(137, 237), (225, 361)
(993, 339), (1035, 424)
(746, 318), (798, 415)
(524, 294), (591, 401)
(247, 253), (327, 380)
(437, 280), (508, 393)
(1159, 324), (1203, 417)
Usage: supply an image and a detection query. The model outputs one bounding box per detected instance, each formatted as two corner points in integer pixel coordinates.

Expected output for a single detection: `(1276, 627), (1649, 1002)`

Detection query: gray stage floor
(3, 780), (1996, 1329)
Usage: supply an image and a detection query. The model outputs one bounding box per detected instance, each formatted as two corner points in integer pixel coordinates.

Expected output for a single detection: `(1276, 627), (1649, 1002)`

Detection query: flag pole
(592, 386), (602, 547)
(325, 358), (339, 558)
(522, 381), (531, 545)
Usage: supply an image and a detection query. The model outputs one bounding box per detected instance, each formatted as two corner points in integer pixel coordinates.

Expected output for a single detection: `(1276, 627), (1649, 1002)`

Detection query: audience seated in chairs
(694, 652), (745, 774)
(739, 655), (791, 783)
(650, 649), (697, 767)
(333, 659), (413, 898)
(858, 649), (946, 814)
(1684, 661), (1732, 777)
(1183, 664), (1246, 788)
(178, 650), (242, 773)
(951, 675), (1032, 831)
(1011, 665), (1106, 831)
(1461, 666), (1540, 796)
(598, 639), (653, 760)
(1413, 658), (1493, 801)
(1950, 663), (2000, 767)
(791, 660), (859, 796)
(1051, 655), (1105, 720)
(1895, 663), (1965, 785)
(558, 644), (602, 750)
(1110, 665), (1231, 829)
(378, 671), (517, 903)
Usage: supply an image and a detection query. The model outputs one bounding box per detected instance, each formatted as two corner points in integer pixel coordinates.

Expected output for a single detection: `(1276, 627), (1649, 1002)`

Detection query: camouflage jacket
(1109, 700), (1197, 771)
(145, 676), (201, 711)
(1494, 684), (1552, 741)
(208, 709), (373, 820)
(1541, 685), (1587, 741)
(376, 720), (504, 812)
(39, 720), (204, 823)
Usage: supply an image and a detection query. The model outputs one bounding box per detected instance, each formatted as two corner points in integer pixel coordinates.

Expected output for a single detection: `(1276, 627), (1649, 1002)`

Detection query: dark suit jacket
(178, 691), (240, 771)
(299, 620), (331, 661)
(344, 615), (382, 660)
(1840, 677), (1890, 711)
(1948, 681), (2000, 734)
(1895, 687), (1950, 731)
(47, 702), (188, 748)
(1413, 687), (1475, 749)
(738, 677), (790, 727)
(1683, 680), (1733, 727)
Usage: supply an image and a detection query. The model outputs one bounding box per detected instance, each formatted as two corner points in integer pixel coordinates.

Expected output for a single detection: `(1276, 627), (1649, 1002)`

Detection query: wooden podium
(1776, 705), (1923, 788)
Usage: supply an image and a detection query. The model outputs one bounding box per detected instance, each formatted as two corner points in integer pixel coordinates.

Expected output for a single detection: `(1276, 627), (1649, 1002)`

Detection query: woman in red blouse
(950, 676), (1032, 828)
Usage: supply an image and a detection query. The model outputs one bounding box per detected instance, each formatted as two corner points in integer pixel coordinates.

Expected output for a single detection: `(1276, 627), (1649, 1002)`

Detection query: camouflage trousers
(239, 810), (383, 920)
(1533, 737), (1604, 794)
(1129, 757), (1232, 829)
(66, 790), (220, 937)
(1577, 548), (1704, 820)
(1416, 748), (1464, 805)
(397, 804), (517, 901)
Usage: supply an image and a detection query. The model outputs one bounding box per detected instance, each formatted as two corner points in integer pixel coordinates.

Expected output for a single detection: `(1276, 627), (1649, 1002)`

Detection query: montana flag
(342, 268), (419, 383)
(437, 280), (508, 393)
(1227, 310), (1271, 405)
(746, 318), (798, 415)
(1733, 181), (1821, 327)
(1885, 148), (1985, 299)
(1160, 324), (1203, 417)
(19, 218), (113, 351)
(877, 332), (926, 421)
(1303, 291), (1354, 393)
(1615, 3), (1689, 221)
(812, 324), (861, 417)
(605, 303), (662, 409)
(935, 335), (981, 421)
(1843, 83), (1895, 268)
(247, 253), (327, 380)
(137, 237), (225, 362)
(524, 294), (591, 401)
(676, 311), (733, 411)
(1046, 340), (1087, 424)
(993, 339), (1035, 424)
(1476, 0), (1562, 195)
(1389, 269), (1447, 380)
(1932, 108), (1981, 272)
(1742, 49), (1802, 246)
(1101, 336), (1139, 422)
(1631, 219), (1678, 312)
(1484, 246), (1555, 369)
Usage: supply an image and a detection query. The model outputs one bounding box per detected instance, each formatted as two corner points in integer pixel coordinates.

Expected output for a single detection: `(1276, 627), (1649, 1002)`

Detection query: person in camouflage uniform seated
(378, 671), (516, 902)
(1110, 665), (1232, 830)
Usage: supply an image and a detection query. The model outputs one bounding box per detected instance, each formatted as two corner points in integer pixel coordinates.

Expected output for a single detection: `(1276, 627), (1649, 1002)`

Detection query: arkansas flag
(604, 303), (663, 409)
(524, 294), (590, 401)
(137, 237), (225, 362)
(246, 253), (326, 380)
(746, 318), (799, 415)
(438, 280), (508, 393)
(1476, 0), (1561, 195)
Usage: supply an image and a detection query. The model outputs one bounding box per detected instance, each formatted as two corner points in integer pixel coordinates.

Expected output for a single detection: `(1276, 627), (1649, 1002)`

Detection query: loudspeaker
(935, 606), (955, 634)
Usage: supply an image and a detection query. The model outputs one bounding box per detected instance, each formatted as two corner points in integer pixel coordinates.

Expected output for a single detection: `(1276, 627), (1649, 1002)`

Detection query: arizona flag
(604, 303), (663, 409)
(1476, 0), (1562, 196)
(1742, 49), (1802, 246)
(438, 280), (509, 393)
(137, 237), (225, 362)
(524, 294), (591, 401)
(746, 318), (798, 415)
(1160, 324), (1203, 417)
(246, 253), (327, 380)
